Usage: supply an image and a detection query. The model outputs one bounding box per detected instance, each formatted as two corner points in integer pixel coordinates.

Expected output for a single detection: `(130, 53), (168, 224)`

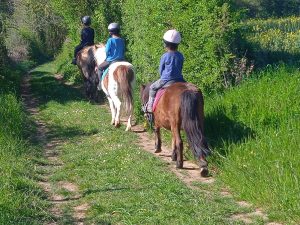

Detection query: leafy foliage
(49, 0), (240, 91)
(120, 0), (240, 92)
(5, 0), (66, 62)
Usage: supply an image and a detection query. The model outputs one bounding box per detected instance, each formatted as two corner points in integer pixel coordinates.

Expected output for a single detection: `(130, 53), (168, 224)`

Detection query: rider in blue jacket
(97, 22), (125, 89)
(146, 29), (185, 112)
(72, 16), (95, 65)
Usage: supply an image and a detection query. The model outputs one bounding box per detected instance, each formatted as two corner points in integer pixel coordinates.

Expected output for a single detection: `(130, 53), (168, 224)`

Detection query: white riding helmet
(108, 22), (120, 31)
(163, 29), (181, 44)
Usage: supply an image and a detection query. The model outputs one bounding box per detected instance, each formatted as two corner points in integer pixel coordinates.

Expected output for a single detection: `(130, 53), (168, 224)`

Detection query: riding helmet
(81, 16), (91, 26)
(108, 22), (120, 34)
(163, 29), (181, 44)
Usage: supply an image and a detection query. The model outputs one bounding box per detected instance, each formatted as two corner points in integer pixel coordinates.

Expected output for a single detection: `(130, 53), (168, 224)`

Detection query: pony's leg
(172, 126), (183, 168)
(125, 114), (132, 131)
(110, 94), (121, 127)
(171, 138), (177, 161)
(154, 127), (162, 153)
(199, 156), (209, 177)
(107, 96), (116, 125)
(125, 104), (133, 131)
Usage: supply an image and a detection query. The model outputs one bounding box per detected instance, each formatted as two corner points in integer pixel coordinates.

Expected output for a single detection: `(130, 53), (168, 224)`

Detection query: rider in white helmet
(97, 22), (125, 89)
(146, 29), (185, 113)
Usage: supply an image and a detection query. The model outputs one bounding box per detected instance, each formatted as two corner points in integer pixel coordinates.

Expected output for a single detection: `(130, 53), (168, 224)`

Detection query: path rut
(129, 120), (282, 225)
(21, 71), (89, 225)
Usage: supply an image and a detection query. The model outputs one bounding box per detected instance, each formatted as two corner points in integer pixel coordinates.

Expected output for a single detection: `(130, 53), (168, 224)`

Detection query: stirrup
(142, 104), (154, 129)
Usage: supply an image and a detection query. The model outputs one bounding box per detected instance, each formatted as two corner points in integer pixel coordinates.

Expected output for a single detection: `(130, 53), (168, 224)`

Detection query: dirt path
(21, 72), (89, 225)
(129, 122), (282, 225)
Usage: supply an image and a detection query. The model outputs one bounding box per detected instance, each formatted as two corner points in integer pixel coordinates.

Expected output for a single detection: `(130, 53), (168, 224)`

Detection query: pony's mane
(94, 43), (106, 66)
(95, 43), (105, 48)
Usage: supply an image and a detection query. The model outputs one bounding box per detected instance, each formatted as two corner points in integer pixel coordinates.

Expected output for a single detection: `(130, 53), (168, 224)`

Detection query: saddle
(152, 89), (166, 112)
(100, 60), (125, 81)
(142, 80), (178, 128)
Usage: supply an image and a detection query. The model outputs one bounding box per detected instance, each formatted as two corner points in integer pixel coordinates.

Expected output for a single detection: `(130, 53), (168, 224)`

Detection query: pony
(76, 44), (102, 100)
(140, 82), (211, 177)
(94, 44), (135, 131)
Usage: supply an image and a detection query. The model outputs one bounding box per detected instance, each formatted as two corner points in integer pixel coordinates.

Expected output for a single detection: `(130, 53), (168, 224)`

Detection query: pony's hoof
(154, 148), (162, 153)
(176, 161), (183, 169)
(125, 127), (131, 132)
(200, 167), (209, 177)
(115, 123), (121, 128)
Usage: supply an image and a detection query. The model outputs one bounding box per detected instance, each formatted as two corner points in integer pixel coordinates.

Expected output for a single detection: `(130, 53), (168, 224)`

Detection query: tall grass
(245, 16), (300, 33)
(205, 65), (300, 223)
(0, 65), (48, 224)
(241, 16), (300, 66)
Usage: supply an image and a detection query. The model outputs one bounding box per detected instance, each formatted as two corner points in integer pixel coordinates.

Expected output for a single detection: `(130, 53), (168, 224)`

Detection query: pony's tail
(181, 90), (211, 158)
(115, 65), (135, 115)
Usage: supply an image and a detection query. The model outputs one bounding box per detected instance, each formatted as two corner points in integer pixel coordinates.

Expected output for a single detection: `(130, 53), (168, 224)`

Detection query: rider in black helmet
(72, 16), (95, 65)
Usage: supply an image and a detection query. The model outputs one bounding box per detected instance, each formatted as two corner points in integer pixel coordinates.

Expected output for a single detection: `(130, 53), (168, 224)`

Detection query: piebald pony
(94, 45), (135, 131)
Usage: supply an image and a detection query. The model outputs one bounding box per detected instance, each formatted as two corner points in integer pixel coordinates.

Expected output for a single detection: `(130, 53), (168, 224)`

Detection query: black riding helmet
(81, 16), (91, 26)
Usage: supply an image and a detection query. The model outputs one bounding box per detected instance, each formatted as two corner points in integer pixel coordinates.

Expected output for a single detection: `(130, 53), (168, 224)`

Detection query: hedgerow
(50, 0), (240, 92)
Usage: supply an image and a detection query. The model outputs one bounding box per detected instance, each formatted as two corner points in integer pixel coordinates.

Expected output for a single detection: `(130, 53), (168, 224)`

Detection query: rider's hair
(164, 40), (178, 51)
(109, 29), (120, 36)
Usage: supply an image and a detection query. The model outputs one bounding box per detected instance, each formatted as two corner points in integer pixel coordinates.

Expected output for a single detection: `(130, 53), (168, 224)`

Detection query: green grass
(205, 65), (300, 224)
(29, 63), (256, 224)
(0, 64), (49, 224)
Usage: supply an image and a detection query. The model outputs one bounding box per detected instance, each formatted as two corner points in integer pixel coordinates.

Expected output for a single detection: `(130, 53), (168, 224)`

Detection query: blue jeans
(149, 79), (169, 98)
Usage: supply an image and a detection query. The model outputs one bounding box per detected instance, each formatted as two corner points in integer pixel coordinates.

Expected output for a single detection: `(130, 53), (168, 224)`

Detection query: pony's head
(140, 83), (151, 105)
(94, 43), (106, 66)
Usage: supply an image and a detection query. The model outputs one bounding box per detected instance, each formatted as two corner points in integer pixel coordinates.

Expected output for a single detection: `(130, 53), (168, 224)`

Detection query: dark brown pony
(140, 82), (211, 177)
(76, 44), (103, 100)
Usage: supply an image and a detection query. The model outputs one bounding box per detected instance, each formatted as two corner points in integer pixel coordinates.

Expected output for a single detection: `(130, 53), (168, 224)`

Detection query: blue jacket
(105, 37), (125, 62)
(159, 51), (184, 82)
(80, 27), (94, 46)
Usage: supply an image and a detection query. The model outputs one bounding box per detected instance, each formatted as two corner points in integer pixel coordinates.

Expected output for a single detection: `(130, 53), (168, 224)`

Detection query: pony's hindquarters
(113, 65), (135, 131)
(77, 46), (98, 101)
(180, 89), (211, 176)
(114, 65), (135, 114)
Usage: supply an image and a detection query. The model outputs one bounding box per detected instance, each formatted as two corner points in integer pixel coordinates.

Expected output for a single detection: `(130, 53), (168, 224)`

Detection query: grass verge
(0, 62), (49, 224)
(205, 65), (300, 223)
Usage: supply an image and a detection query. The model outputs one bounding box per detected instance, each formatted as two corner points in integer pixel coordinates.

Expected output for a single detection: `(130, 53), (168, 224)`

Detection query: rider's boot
(97, 67), (103, 90)
(146, 96), (155, 113)
(71, 58), (77, 65)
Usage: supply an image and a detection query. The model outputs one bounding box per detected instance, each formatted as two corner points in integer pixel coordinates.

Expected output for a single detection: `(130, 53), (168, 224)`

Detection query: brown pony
(140, 82), (211, 177)
(76, 44), (103, 100)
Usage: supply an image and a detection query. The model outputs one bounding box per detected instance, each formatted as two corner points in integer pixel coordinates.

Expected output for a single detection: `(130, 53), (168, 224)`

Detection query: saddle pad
(101, 67), (109, 81)
(153, 89), (166, 112)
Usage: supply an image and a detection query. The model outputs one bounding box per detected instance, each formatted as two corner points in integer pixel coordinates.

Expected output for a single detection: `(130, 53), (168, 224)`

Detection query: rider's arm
(159, 54), (166, 77)
(105, 38), (111, 58)
(80, 29), (87, 45)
